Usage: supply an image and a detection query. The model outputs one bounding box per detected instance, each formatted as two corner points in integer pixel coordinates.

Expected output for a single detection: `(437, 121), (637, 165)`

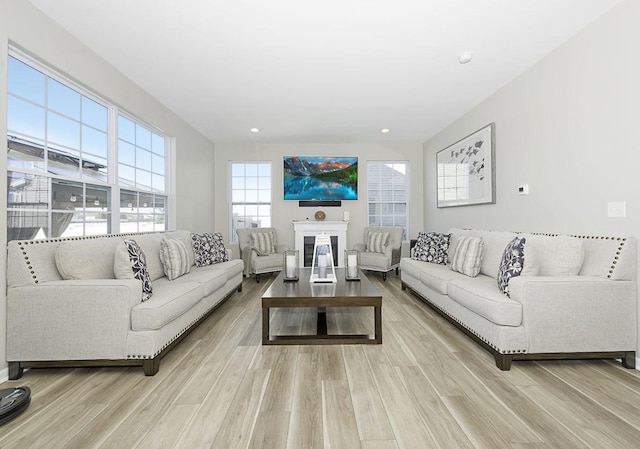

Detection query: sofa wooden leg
(401, 282), (407, 291)
(143, 357), (160, 376)
(237, 284), (243, 293)
(255, 274), (260, 283)
(622, 351), (636, 369)
(8, 362), (24, 380)
(495, 353), (513, 371)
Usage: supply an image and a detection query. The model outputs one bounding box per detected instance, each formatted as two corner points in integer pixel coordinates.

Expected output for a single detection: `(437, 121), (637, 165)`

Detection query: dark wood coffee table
(262, 268), (382, 345)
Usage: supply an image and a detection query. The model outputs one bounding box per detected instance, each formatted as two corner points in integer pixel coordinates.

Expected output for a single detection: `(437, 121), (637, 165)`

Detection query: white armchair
(353, 226), (404, 281)
(236, 227), (288, 282)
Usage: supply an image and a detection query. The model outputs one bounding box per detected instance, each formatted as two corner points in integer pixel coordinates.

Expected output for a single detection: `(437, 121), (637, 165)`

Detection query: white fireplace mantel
(292, 220), (349, 267)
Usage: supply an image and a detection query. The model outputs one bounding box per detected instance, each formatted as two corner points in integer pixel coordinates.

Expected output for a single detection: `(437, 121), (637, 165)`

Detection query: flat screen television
(283, 156), (358, 201)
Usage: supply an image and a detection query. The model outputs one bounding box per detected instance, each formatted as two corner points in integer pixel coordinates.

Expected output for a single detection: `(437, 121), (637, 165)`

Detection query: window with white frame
(230, 162), (272, 243)
(6, 50), (169, 240)
(367, 161), (409, 240)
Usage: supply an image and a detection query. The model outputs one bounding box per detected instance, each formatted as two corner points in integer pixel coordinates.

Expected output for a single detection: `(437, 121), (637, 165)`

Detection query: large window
(6, 50), (169, 240)
(230, 162), (272, 243)
(367, 161), (409, 240)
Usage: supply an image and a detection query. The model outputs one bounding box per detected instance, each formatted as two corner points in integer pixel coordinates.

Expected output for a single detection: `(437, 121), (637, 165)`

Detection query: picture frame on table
(436, 123), (495, 208)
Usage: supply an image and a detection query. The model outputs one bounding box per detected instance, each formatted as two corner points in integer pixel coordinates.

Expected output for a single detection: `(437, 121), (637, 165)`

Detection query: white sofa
(401, 228), (637, 370)
(6, 230), (244, 379)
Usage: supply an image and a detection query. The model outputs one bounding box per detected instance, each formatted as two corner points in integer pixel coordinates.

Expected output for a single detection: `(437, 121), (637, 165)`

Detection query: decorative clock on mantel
(314, 210), (326, 221)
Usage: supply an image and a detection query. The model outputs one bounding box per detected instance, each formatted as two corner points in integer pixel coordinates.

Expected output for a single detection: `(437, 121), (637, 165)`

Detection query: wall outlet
(607, 201), (626, 218)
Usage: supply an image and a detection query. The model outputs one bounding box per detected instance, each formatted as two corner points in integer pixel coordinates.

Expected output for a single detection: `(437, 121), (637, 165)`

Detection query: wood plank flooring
(1, 272), (640, 449)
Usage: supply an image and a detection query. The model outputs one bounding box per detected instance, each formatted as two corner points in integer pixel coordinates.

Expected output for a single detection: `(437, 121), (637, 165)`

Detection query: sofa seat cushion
(447, 275), (523, 326)
(359, 250), (389, 269)
(418, 264), (477, 295)
(131, 280), (203, 331)
(176, 267), (227, 296)
(208, 259), (244, 280)
(252, 253), (283, 272)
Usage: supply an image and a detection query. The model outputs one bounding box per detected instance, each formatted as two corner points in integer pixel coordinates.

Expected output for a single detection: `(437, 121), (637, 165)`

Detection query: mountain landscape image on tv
(283, 156), (358, 201)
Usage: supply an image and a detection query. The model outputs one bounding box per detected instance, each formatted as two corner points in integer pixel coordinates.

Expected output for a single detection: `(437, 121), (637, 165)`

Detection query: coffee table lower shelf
(262, 306), (382, 345)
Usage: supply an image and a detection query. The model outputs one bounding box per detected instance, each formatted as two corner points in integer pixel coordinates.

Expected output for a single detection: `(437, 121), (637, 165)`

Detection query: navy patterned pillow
(123, 239), (153, 302)
(497, 237), (526, 297)
(411, 232), (451, 265)
(191, 232), (229, 267)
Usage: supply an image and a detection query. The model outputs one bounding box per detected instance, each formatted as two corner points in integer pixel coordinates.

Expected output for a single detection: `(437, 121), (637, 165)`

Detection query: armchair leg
(255, 274), (260, 283)
(382, 272), (387, 281)
(395, 267), (399, 275)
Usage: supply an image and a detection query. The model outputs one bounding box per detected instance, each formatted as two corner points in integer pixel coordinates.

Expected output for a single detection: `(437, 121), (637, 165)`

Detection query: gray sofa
(6, 230), (244, 379)
(401, 228), (637, 370)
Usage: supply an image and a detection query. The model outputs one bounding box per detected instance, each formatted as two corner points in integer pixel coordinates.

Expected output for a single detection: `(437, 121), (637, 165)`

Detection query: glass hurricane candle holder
(283, 249), (299, 282)
(345, 249), (360, 281)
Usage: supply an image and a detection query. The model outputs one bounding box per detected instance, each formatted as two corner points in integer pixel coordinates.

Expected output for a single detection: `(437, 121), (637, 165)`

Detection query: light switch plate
(607, 201), (626, 218)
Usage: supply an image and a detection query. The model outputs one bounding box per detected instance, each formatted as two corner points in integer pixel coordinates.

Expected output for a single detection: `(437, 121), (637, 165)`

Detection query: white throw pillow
(251, 232), (275, 255)
(367, 231), (389, 253)
(160, 238), (192, 280)
(114, 239), (153, 301)
(450, 236), (484, 277)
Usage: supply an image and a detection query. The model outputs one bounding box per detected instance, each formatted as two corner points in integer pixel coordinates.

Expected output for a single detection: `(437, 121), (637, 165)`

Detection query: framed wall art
(436, 123), (495, 208)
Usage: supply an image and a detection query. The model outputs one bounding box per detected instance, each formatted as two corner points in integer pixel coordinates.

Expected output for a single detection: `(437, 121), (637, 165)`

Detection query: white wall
(0, 0), (216, 376)
(214, 142), (424, 257)
(423, 0), (640, 361)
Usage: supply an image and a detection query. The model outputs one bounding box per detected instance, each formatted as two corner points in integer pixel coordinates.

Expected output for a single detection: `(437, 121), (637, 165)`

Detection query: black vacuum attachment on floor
(0, 386), (31, 426)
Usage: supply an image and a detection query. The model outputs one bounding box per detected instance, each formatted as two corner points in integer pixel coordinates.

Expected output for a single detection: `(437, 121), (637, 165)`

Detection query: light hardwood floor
(1, 272), (640, 449)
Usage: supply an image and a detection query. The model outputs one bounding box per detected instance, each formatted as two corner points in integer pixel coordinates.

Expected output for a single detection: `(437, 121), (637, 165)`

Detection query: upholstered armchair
(236, 227), (288, 282)
(353, 226), (404, 280)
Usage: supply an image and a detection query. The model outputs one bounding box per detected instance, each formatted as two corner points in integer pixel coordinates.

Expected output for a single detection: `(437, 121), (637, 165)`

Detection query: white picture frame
(436, 123), (495, 208)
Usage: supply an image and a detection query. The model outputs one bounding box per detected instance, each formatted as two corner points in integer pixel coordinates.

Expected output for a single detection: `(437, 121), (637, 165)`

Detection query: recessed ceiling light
(458, 51), (473, 64)
(250, 128), (260, 133)
(380, 128), (390, 133)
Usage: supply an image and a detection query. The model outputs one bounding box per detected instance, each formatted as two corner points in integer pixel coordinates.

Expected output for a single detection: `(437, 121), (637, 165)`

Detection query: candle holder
(310, 233), (337, 283)
(283, 249), (299, 282)
(345, 249), (360, 281)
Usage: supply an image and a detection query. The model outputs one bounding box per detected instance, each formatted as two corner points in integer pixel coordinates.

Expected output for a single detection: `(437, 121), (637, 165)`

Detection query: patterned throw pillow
(450, 236), (484, 277)
(367, 232), (389, 253)
(251, 231), (275, 255)
(114, 239), (153, 301)
(160, 238), (192, 280)
(191, 232), (230, 267)
(497, 237), (527, 297)
(411, 232), (450, 265)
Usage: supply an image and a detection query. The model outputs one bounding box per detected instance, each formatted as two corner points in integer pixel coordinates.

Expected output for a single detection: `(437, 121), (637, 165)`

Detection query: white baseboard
(0, 367), (8, 384)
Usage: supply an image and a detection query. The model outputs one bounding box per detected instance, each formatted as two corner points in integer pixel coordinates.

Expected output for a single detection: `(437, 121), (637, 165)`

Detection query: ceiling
(28, 0), (623, 144)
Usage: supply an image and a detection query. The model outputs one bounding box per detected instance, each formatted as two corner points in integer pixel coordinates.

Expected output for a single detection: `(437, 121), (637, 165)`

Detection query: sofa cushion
(132, 233), (165, 281)
(191, 232), (230, 267)
(475, 230), (519, 279)
(208, 259), (244, 281)
(524, 234), (584, 276)
(55, 237), (123, 280)
(173, 266), (227, 297)
(450, 236), (483, 277)
(160, 238), (191, 280)
(447, 275), (523, 326)
(131, 280), (202, 331)
(411, 232), (450, 264)
(419, 264), (460, 295)
(359, 250), (388, 268)
(114, 239), (153, 301)
(367, 231), (389, 253)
